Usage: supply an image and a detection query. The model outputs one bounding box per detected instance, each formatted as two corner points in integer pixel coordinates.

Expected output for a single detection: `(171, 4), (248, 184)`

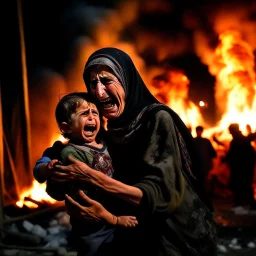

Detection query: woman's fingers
(54, 164), (70, 173)
(65, 191), (94, 208)
(67, 155), (82, 164)
(78, 190), (95, 205)
(65, 194), (84, 210)
(51, 171), (70, 182)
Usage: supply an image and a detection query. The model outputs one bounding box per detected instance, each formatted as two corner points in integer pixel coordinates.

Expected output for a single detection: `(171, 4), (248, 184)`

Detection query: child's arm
(65, 191), (138, 228)
(33, 141), (65, 183)
(35, 158), (61, 183)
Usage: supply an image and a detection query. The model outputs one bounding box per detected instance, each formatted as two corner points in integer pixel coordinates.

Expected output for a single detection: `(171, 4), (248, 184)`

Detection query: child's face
(69, 100), (100, 143)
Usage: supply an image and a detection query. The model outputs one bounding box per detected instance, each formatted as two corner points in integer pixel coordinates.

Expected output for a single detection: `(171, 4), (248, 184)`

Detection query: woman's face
(88, 66), (126, 119)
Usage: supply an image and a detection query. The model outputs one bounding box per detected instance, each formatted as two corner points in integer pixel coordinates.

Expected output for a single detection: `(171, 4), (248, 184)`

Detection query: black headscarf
(83, 48), (159, 128)
(83, 47), (213, 210)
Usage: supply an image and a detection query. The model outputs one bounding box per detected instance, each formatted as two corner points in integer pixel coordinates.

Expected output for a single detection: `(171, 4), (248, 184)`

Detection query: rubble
(214, 197), (256, 255)
(0, 204), (74, 256)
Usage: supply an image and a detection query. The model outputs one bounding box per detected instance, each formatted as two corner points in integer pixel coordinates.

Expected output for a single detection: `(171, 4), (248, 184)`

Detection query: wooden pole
(3, 132), (19, 199)
(16, 0), (32, 172)
(0, 85), (4, 240)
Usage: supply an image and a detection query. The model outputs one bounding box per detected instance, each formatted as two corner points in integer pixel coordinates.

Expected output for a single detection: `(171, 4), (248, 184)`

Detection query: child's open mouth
(84, 125), (96, 134)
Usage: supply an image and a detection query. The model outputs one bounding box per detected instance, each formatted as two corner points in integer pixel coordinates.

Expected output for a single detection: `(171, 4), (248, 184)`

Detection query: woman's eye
(101, 78), (111, 84)
(89, 80), (97, 89)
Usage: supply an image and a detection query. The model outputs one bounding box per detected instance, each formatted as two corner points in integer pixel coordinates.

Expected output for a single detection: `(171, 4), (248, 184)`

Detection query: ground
(214, 195), (256, 255)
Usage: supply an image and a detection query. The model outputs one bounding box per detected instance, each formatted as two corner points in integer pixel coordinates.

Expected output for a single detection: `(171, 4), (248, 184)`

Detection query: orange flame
(16, 134), (68, 208)
(205, 29), (256, 140)
(150, 69), (205, 133)
(16, 180), (56, 208)
(19, 27), (256, 208)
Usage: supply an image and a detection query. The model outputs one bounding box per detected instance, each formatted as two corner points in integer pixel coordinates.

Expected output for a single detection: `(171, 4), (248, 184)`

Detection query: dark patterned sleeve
(134, 110), (185, 215)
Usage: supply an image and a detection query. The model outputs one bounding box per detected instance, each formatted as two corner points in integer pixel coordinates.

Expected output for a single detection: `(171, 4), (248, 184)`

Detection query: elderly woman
(34, 47), (217, 256)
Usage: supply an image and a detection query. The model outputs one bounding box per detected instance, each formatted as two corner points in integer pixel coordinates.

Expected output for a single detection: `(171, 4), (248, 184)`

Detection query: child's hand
(47, 159), (62, 170)
(116, 216), (138, 228)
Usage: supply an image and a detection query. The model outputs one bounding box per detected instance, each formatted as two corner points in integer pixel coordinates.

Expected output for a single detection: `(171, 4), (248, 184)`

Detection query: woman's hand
(48, 159), (62, 169)
(36, 159), (62, 182)
(65, 190), (116, 224)
(52, 156), (94, 183)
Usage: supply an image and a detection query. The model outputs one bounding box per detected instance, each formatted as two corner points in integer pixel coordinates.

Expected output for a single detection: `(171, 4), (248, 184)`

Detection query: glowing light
(199, 101), (205, 107)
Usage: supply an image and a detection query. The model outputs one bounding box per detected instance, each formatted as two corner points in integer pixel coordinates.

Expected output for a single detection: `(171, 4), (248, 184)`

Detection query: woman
(34, 47), (217, 255)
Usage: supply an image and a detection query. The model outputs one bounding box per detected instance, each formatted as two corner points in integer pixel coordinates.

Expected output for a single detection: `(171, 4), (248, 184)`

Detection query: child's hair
(55, 92), (97, 139)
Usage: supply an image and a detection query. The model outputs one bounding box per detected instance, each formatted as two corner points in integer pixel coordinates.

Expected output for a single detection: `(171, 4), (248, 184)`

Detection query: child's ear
(60, 122), (72, 134)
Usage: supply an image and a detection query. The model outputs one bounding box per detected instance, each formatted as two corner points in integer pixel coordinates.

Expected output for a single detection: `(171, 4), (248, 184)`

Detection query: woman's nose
(95, 82), (106, 98)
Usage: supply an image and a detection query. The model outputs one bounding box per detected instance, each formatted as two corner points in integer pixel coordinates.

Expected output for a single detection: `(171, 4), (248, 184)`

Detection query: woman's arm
(53, 111), (185, 213)
(54, 157), (143, 206)
(65, 190), (138, 227)
(85, 165), (143, 205)
(53, 110), (187, 217)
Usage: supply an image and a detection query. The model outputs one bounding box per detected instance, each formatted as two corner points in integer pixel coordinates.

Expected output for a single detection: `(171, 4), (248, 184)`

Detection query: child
(41, 92), (138, 256)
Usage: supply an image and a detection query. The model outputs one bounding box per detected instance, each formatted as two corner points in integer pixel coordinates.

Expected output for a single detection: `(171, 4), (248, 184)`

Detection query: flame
(205, 29), (256, 140)
(16, 134), (68, 208)
(16, 180), (56, 208)
(150, 69), (205, 131)
(50, 134), (68, 146)
(20, 21), (256, 208)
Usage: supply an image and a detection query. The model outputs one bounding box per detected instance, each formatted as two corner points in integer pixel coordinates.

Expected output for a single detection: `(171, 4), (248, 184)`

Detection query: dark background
(2, 0), (256, 126)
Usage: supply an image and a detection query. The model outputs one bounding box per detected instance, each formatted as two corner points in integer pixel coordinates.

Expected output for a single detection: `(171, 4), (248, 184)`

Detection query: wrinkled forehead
(84, 56), (127, 93)
(88, 65), (115, 79)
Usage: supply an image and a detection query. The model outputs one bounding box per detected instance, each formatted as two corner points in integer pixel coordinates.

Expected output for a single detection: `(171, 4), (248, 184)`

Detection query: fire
(16, 180), (56, 208)
(16, 134), (67, 208)
(206, 29), (256, 140)
(150, 69), (205, 131)
(18, 25), (256, 208)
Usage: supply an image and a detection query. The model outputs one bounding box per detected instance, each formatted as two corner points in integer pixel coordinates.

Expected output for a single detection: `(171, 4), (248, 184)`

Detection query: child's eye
(82, 110), (90, 116)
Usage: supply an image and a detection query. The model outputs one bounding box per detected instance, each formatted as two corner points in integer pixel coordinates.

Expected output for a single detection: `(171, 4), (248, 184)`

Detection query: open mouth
(99, 97), (117, 109)
(84, 124), (96, 134)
